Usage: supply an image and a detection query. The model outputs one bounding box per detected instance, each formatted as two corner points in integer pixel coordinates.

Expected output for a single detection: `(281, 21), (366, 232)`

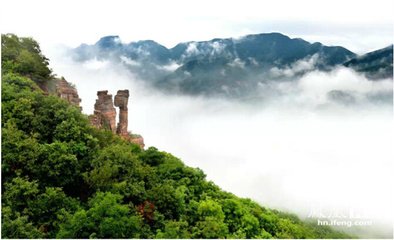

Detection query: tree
(1, 34), (52, 84)
(192, 199), (229, 238)
(156, 220), (191, 239)
(147, 182), (185, 220)
(57, 192), (142, 238)
(1, 206), (43, 239)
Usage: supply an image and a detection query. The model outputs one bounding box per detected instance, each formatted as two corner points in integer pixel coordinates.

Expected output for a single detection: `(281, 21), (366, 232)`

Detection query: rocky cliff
(54, 77), (82, 109)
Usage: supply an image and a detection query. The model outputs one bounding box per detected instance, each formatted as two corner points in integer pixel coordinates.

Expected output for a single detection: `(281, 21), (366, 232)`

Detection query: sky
(1, 0), (393, 54)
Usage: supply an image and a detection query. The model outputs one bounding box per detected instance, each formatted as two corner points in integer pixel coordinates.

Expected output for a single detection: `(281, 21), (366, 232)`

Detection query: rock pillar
(93, 90), (117, 133)
(89, 89), (144, 148)
(114, 90), (129, 137)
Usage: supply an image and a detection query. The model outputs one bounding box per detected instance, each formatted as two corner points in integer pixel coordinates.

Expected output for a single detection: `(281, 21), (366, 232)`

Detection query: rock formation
(90, 91), (117, 133)
(56, 78), (82, 109)
(89, 89), (144, 148)
(114, 90), (129, 137)
(130, 134), (145, 147)
(54, 79), (144, 147)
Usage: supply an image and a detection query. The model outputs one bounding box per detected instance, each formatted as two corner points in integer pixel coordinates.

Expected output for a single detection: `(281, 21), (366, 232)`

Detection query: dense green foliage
(1, 34), (351, 238)
(2, 34), (52, 85)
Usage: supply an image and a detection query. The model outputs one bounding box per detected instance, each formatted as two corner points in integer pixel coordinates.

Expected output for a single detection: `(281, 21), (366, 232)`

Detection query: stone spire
(114, 90), (129, 137)
(92, 90), (117, 133)
(89, 89), (144, 148)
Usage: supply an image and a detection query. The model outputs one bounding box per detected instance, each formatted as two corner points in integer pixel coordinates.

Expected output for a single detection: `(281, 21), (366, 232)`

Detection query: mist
(46, 46), (393, 238)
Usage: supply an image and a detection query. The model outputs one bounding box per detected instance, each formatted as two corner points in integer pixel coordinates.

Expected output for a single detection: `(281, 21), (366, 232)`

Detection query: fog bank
(47, 47), (393, 238)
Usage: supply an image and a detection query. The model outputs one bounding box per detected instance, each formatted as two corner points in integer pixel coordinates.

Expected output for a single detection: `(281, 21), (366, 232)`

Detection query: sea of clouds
(46, 46), (393, 238)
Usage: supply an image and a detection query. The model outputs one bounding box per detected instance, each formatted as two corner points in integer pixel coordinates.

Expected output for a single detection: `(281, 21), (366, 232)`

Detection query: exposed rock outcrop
(130, 134), (145, 148)
(55, 78), (82, 109)
(90, 91), (117, 133)
(89, 89), (144, 148)
(114, 90), (129, 137)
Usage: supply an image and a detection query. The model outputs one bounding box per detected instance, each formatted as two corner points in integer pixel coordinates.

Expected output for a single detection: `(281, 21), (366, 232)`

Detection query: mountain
(344, 45), (393, 80)
(157, 33), (356, 96)
(77, 33), (355, 66)
(72, 33), (392, 97)
(2, 33), (351, 239)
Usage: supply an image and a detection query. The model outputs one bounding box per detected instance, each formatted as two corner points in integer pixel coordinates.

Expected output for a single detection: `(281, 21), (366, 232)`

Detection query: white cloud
(120, 56), (141, 67)
(47, 46), (393, 237)
(228, 58), (245, 68)
(135, 46), (151, 57)
(297, 67), (392, 105)
(156, 61), (181, 72)
(270, 54), (319, 78)
(107, 36), (121, 44)
(185, 42), (200, 56)
(248, 57), (259, 66)
(81, 58), (110, 70)
(183, 71), (191, 77)
(259, 66), (393, 110)
(292, 54), (319, 72)
(210, 41), (226, 55)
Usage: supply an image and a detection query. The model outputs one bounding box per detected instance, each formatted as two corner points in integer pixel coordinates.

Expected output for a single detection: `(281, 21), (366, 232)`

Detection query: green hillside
(1, 34), (351, 239)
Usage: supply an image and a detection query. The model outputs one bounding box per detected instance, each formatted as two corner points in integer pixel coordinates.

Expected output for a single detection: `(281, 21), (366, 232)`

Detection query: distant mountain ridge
(343, 45), (393, 80)
(72, 33), (392, 97)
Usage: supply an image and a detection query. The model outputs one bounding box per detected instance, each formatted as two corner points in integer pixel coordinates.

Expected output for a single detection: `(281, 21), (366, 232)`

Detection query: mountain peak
(242, 32), (290, 40)
(344, 45), (393, 79)
(72, 32), (394, 96)
(95, 35), (121, 48)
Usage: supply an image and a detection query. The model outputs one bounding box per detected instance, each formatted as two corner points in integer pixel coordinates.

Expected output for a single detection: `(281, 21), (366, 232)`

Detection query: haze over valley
(46, 33), (393, 237)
